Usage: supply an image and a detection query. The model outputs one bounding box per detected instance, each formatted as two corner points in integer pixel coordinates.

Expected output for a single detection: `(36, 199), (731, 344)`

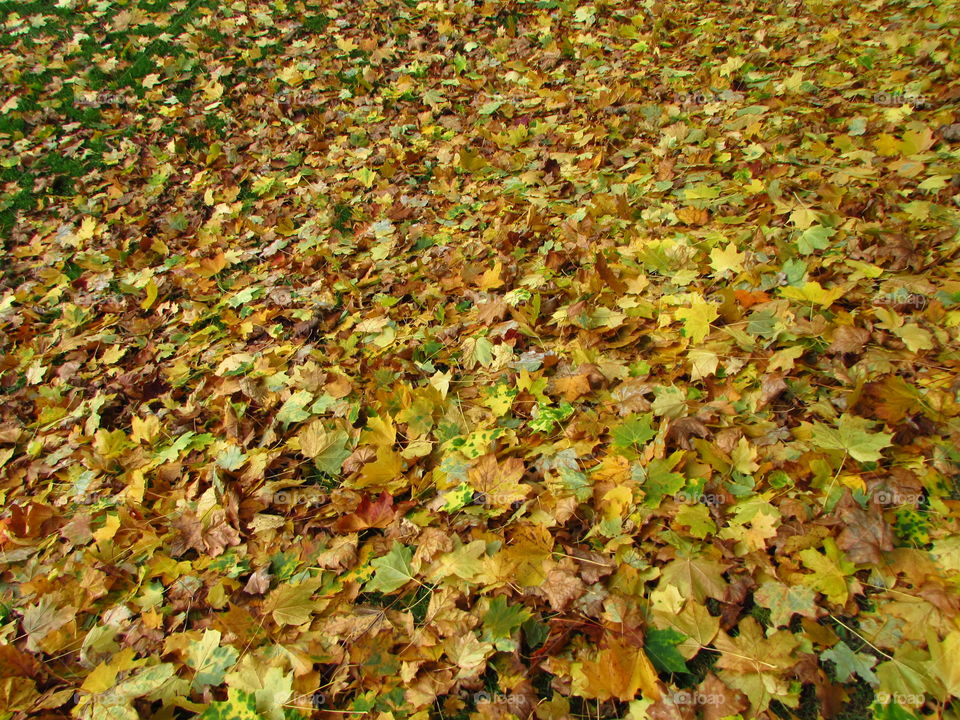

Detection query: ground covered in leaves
(1, 0), (960, 719)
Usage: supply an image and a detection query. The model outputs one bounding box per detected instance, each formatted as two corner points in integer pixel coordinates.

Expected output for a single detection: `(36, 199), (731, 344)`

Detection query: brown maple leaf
(333, 491), (397, 532)
(828, 325), (871, 354)
(666, 417), (712, 450)
(536, 564), (585, 612)
(469, 454), (530, 510)
(832, 493), (894, 564)
(171, 508), (240, 557)
(314, 535), (359, 571)
(243, 566), (272, 595)
(700, 673), (748, 720)
(476, 297), (509, 325)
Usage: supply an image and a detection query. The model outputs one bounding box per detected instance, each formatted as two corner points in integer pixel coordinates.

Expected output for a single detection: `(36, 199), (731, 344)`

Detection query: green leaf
(472, 336), (494, 367)
(276, 390), (314, 425)
(313, 429), (350, 475)
(251, 176), (276, 196)
(644, 628), (689, 673)
(442, 482), (474, 512)
(226, 661), (294, 720)
(483, 595), (531, 640)
(216, 444), (247, 471)
(811, 414), (893, 462)
(529, 402), (574, 433)
(822, 641), (878, 684)
(478, 100), (503, 115)
(799, 538), (855, 605)
(113, 663), (175, 699)
(365, 542), (416, 594)
(636, 452), (686, 508)
(200, 689), (263, 720)
(611, 413), (656, 454)
(796, 224), (835, 254)
(875, 643), (935, 704)
(187, 629), (239, 691)
(755, 581), (818, 627)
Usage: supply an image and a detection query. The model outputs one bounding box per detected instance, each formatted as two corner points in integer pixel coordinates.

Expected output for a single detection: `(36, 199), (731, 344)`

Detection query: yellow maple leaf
(675, 300), (719, 344)
(478, 261), (504, 290)
(789, 206), (818, 230)
(574, 638), (662, 701)
(900, 125), (934, 155)
(873, 133), (900, 156)
(895, 324), (934, 352)
(355, 447), (404, 491)
(780, 281), (846, 307)
(710, 242), (745, 275)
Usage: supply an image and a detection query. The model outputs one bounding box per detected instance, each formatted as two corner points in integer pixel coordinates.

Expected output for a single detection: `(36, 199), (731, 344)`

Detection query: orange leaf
(577, 637), (662, 702)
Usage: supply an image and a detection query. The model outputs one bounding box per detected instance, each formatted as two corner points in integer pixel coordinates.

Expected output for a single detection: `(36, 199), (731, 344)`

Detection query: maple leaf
(874, 643), (938, 706)
(755, 581), (819, 627)
(811, 414), (893, 462)
(795, 224), (835, 254)
(21, 596), (77, 653)
(611, 413), (656, 456)
(715, 618), (801, 712)
(537, 565), (585, 612)
(637, 451), (686, 507)
(225, 659), (293, 720)
(426, 539), (486, 583)
(799, 538), (857, 605)
(186, 629), (238, 691)
(265, 578), (322, 626)
(658, 554), (728, 603)
(200, 688), (261, 720)
(298, 421), (351, 475)
(365, 542), (417, 594)
(834, 494), (894, 564)
(468, 453), (530, 510)
(172, 508), (240, 558)
(709, 242), (745, 275)
(333, 491), (397, 532)
(0, 677), (38, 713)
(644, 628), (689, 673)
(444, 632), (492, 678)
(276, 390), (314, 425)
(822, 641), (878, 684)
(675, 299), (718, 344)
(928, 630), (960, 698)
(5, 2), (960, 716)
(482, 596), (531, 643)
(574, 637), (662, 702)
(780, 281), (846, 306)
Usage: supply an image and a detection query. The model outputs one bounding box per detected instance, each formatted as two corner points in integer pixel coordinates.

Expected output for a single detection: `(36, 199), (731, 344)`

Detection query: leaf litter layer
(1, 0), (960, 719)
